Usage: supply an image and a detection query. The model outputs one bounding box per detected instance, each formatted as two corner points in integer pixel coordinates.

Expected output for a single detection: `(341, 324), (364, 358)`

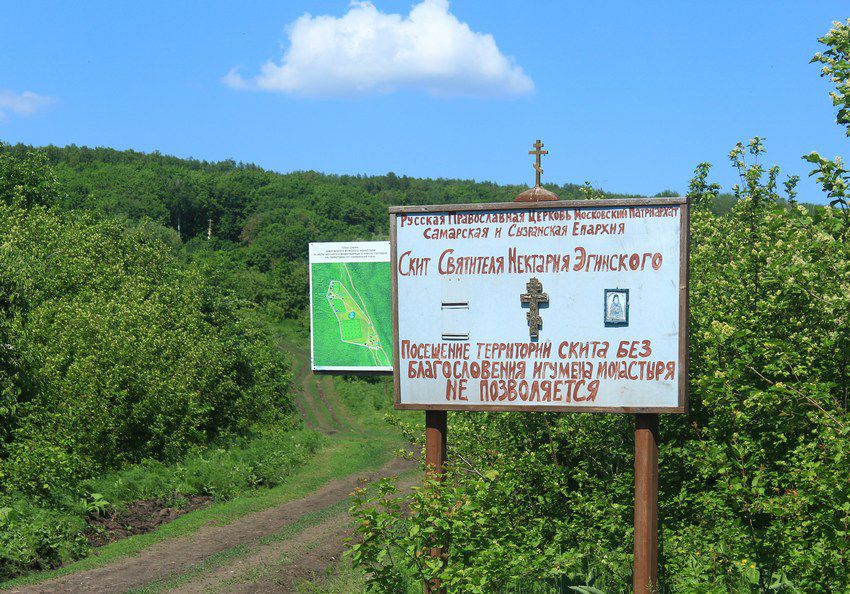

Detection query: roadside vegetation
(0, 354), (406, 590)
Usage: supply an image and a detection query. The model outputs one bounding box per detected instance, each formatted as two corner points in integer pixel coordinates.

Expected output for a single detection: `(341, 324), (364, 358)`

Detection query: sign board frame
(389, 196), (689, 414)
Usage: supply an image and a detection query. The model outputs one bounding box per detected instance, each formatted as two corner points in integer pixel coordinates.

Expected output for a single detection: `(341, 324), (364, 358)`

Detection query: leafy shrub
(335, 376), (394, 417)
(0, 499), (88, 579)
(85, 427), (321, 504)
(349, 145), (850, 592)
(0, 199), (296, 500)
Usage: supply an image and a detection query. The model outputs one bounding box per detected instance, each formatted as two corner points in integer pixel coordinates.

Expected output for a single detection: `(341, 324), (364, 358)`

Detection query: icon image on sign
(604, 288), (629, 327)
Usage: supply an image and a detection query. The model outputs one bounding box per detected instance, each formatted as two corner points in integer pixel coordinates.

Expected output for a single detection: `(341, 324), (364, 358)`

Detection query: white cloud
(0, 90), (55, 122)
(225, 0), (533, 98)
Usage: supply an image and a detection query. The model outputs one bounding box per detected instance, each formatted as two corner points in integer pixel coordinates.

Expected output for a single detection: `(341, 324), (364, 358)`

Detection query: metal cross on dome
(528, 139), (548, 188)
(520, 277), (548, 340)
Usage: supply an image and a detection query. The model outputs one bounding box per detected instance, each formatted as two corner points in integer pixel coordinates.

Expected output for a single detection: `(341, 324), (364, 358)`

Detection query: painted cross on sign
(520, 277), (548, 339)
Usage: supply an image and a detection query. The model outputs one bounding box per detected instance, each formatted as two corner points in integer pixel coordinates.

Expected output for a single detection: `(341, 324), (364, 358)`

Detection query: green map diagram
(310, 261), (392, 369)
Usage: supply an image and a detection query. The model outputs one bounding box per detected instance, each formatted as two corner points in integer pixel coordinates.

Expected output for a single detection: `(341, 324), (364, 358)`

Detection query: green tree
(805, 19), (850, 236)
(0, 149), (58, 208)
(0, 199), (295, 500)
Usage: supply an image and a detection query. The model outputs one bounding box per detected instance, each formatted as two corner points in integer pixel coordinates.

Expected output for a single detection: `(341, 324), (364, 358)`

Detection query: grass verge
(0, 428), (402, 591)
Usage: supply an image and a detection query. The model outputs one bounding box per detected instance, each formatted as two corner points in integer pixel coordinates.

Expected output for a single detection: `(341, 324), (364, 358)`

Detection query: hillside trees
(812, 19), (850, 136)
(0, 144), (639, 330)
(0, 150), (58, 208)
(0, 153), (296, 501)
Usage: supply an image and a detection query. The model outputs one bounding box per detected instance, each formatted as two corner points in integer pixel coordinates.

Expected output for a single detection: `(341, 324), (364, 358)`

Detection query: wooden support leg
(425, 410), (447, 477)
(424, 410), (447, 594)
(634, 413), (659, 593)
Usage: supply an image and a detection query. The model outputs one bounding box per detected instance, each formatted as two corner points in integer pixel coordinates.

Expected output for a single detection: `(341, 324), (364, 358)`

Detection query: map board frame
(389, 197), (689, 414)
(309, 241), (393, 373)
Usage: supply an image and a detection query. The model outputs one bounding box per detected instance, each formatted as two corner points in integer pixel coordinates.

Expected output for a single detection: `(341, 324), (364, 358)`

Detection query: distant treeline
(0, 142), (741, 321)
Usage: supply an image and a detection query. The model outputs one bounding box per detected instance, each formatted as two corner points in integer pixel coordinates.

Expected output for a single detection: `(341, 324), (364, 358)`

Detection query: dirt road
(8, 340), (415, 593)
(11, 457), (414, 594)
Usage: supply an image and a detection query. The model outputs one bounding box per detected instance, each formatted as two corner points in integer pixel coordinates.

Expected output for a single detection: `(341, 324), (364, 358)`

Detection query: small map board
(390, 197), (689, 412)
(309, 242), (393, 372)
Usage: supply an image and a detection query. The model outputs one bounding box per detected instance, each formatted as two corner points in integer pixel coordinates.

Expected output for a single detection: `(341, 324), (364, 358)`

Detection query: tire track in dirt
(172, 471), (420, 593)
(287, 345), (339, 435)
(287, 346), (317, 431)
(10, 457), (416, 594)
(315, 378), (347, 432)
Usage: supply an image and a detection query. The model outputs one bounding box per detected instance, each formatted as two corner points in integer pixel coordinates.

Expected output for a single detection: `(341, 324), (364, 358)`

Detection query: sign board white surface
(390, 198), (688, 413)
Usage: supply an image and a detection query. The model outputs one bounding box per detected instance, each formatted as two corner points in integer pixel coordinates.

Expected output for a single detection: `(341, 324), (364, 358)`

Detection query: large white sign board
(390, 198), (688, 413)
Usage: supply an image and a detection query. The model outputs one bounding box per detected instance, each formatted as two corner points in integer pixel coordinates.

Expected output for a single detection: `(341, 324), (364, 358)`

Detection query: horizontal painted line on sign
(441, 302), (470, 309)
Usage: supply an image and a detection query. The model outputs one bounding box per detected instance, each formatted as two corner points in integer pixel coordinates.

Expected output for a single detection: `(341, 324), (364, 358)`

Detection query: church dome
(514, 185), (560, 202)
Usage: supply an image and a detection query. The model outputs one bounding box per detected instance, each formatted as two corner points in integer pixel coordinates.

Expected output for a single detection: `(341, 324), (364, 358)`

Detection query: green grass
(212, 499), (360, 591)
(122, 501), (356, 594)
(123, 545), (252, 594)
(293, 560), (371, 593)
(293, 557), (420, 594)
(290, 351), (333, 431)
(124, 468), (418, 594)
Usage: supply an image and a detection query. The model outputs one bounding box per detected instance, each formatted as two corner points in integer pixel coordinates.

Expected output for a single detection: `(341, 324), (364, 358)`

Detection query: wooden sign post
(390, 142), (687, 593)
(424, 410), (447, 594)
(634, 413), (659, 592)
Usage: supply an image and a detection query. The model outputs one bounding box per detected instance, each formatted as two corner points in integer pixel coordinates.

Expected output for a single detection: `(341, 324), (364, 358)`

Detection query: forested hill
(1, 142), (644, 242)
(0, 142), (658, 320)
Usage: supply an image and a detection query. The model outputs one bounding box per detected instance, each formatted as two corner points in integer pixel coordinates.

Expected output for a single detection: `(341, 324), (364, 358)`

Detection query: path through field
(7, 338), (415, 594)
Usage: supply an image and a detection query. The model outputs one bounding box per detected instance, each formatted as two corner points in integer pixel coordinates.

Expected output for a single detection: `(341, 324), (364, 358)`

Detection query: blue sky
(1, 1), (847, 202)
